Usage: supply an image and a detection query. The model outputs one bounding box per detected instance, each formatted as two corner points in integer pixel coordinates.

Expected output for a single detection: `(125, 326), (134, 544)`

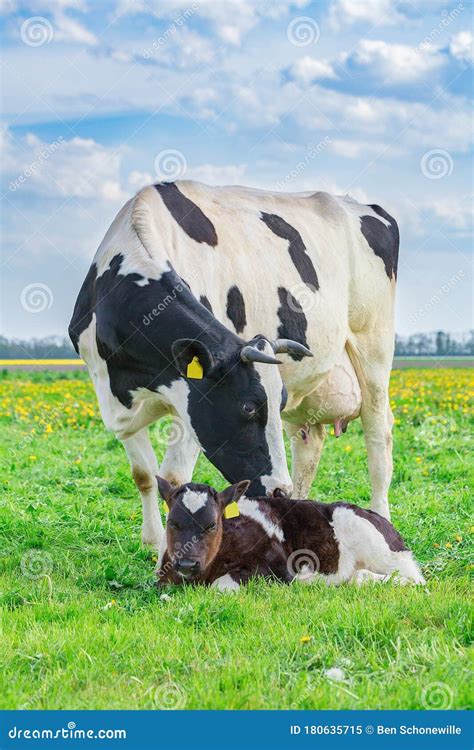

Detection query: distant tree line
(0, 331), (472, 359)
(0, 335), (79, 359)
(394, 330), (473, 356)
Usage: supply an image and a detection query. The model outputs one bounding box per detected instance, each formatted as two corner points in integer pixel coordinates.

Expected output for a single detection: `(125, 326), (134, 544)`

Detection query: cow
(69, 195), (312, 550)
(156, 478), (424, 589)
(130, 182), (398, 519)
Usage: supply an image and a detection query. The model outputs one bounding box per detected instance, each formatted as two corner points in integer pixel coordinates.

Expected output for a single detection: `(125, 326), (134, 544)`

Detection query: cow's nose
(175, 558), (200, 575)
(270, 480), (293, 498)
(275, 482), (293, 497)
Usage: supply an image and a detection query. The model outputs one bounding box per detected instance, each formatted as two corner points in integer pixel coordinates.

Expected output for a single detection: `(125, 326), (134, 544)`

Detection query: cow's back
(141, 181), (397, 386)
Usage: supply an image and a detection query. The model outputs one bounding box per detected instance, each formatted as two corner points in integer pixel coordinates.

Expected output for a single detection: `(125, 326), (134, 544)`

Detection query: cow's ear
(156, 475), (174, 503)
(171, 339), (215, 379)
(218, 480), (250, 508)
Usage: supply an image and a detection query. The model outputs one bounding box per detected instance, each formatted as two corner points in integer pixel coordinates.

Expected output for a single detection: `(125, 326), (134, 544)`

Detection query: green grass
(0, 369), (472, 710)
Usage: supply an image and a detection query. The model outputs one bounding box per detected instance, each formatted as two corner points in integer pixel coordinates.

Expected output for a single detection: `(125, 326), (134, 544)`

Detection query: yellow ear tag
(163, 501), (169, 513)
(187, 356), (203, 379)
(224, 501), (240, 519)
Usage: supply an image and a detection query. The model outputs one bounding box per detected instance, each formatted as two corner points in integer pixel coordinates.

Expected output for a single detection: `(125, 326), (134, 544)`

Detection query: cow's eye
(241, 402), (256, 417)
(168, 521), (181, 531)
(205, 522), (217, 533)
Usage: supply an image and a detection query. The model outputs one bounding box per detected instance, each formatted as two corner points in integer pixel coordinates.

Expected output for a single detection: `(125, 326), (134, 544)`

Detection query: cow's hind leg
(347, 335), (393, 520)
(284, 422), (325, 498)
(121, 428), (164, 549)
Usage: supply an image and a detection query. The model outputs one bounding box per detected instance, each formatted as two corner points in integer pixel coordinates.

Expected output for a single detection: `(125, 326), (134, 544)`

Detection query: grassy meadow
(0, 368), (472, 710)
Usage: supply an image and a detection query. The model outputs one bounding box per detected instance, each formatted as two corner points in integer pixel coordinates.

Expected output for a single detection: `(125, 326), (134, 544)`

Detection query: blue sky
(1, 0), (472, 339)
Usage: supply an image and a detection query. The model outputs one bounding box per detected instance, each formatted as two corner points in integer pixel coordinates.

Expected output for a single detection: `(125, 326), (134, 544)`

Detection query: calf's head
(157, 476), (250, 581)
(172, 335), (311, 496)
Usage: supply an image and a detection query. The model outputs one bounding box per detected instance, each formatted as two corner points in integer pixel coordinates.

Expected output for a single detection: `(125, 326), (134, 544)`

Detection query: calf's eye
(205, 522), (217, 532)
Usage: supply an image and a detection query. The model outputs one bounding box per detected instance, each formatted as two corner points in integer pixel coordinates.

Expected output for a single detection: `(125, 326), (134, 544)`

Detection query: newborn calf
(156, 478), (425, 590)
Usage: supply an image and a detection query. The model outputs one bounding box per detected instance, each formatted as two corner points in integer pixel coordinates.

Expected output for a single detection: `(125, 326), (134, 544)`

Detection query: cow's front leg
(121, 428), (164, 550)
(284, 421), (325, 498)
(159, 423), (200, 487)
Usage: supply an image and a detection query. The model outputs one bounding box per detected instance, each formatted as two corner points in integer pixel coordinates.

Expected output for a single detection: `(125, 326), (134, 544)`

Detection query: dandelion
(325, 667), (345, 682)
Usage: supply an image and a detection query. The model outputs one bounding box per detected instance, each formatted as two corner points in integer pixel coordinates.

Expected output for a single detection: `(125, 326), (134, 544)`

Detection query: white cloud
(429, 195), (473, 231)
(328, 0), (404, 29)
(54, 12), (98, 45)
(118, 0), (310, 47)
(290, 56), (337, 85)
(344, 39), (445, 82)
(186, 163), (247, 185)
(449, 31), (474, 64)
(128, 170), (153, 191)
(4, 0), (98, 45)
(330, 138), (404, 159)
(2, 126), (126, 202)
(297, 85), (473, 153)
(127, 164), (247, 190)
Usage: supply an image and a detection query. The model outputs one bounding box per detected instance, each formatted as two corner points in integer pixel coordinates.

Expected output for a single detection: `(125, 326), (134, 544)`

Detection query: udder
(305, 350), (361, 435)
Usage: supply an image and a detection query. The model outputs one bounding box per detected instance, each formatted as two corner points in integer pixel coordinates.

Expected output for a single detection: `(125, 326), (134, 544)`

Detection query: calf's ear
(172, 339), (215, 379)
(156, 475), (174, 503)
(218, 480), (250, 508)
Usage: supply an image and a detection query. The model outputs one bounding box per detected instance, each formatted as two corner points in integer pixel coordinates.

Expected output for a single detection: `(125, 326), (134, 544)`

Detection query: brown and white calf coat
(156, 478), (425, 590)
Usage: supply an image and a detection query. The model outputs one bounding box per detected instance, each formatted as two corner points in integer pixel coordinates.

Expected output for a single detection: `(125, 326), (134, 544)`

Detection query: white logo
(287, 17), (320, 47)
(154, 149), (187, 181)
(21, 17), (54, 47)
(421, 149), (454, 179)
(20, 283), (53, 313)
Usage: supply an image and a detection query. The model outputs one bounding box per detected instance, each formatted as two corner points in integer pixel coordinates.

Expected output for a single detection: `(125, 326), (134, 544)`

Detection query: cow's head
(157, 477), (249, 581)
(171, 335), (311, 496)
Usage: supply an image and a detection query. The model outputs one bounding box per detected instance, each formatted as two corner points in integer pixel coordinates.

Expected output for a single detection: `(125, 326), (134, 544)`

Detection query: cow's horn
(271, 339), (313, 357)
(240, 346), (282, 365)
